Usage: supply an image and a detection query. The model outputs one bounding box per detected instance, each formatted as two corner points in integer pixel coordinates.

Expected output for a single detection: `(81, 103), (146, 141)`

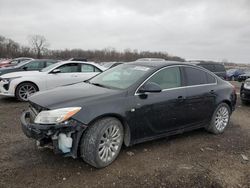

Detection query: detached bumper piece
(21, 110), (87, 158)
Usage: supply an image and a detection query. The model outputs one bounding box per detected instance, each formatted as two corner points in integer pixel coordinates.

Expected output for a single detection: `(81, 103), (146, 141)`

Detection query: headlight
(244, 81), (250, 89)
(34, 107), (82, 124)
(1, 77), (21, 83)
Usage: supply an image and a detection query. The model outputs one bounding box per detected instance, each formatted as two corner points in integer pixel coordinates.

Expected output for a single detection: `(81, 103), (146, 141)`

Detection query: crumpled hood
(0, 71), (40, 78)
(29, 82), (123, 109)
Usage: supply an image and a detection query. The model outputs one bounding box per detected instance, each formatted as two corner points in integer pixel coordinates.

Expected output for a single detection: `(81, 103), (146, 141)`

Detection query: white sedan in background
(0, 61), (106, 101)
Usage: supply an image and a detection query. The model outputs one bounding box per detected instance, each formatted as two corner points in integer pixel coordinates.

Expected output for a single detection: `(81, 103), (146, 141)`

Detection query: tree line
(0, 34), (185, 62)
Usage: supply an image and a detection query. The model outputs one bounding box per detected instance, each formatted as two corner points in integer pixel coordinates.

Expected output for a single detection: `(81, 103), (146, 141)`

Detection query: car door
(182, 66), (217, 126)
(45, 63), (81, 90)
(134, 66), (187, 140)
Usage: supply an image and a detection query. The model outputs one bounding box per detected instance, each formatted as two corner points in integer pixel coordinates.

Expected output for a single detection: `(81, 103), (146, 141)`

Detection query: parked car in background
(136, 58), (166, 61)
(20, 61), (236, 168)
(101, 62), (123, 69)
(0, 59), (12, 68)
(192, 62), (227, 79)
(238, 71), (250, 82)
(240, 78), (250, 104)
(0, 59), (58, 76)
(0, 61), (104, 101)
(0, 57), (33, 68)
(68, 58), (87, 62)
(226, 69), (245, 81)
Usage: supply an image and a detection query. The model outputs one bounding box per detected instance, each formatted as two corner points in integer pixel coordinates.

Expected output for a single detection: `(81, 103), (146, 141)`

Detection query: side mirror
(51, 69), (61, 74)
(138, 82), (162, 93)
(23, 67), (28, 71)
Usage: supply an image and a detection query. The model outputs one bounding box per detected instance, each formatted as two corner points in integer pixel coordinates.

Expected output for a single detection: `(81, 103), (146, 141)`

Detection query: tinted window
(185, 67), (207, 86)
(147, 67), (181, 89)
(199, 64), (215, 72)
(214, 64), (225, 72)
(57, 63), (79, 73)
(206, 73), (216, 83)
(23, 61), (44, 70)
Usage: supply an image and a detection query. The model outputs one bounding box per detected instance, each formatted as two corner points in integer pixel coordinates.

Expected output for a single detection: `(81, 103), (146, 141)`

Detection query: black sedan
(238, 71), (250, 82)
(0, 59), (59, 76)
(21, 61), (237, 168)
(240, 78), (250, 104)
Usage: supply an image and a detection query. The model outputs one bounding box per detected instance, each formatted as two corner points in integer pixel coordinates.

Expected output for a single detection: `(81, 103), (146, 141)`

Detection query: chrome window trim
(134, 65), (217, 96)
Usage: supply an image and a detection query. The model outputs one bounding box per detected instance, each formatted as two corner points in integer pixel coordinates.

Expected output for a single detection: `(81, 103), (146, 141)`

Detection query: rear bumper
(21, 110), (87, 158)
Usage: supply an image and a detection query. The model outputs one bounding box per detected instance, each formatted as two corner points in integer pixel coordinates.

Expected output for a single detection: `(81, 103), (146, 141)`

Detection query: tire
(15, 82), (38, 102)
(241, 100), (248, 105)
(206, 103), (231, 134)
(80, 117), (124, 168)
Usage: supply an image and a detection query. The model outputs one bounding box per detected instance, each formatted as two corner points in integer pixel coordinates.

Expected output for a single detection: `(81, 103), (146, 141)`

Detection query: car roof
(190, 61), (224, 66)
(128, 60), (192, 69)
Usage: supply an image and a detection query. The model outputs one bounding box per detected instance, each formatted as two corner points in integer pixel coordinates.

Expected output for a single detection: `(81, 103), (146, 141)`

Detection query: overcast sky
(0, 0), (250, 63)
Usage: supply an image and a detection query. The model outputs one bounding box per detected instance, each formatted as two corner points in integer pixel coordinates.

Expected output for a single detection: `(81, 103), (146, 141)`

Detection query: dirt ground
(0, 81), (249, 188)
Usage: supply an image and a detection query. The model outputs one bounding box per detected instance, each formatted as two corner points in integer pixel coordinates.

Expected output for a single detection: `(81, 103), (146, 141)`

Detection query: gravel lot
(0, 81), (249, 188)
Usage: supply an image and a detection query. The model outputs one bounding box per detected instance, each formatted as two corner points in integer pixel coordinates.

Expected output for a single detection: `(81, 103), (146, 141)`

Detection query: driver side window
(147, 67), (181, 90)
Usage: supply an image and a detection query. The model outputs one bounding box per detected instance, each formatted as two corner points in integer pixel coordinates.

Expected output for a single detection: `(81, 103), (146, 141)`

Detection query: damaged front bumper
(21, 110), (87, 158)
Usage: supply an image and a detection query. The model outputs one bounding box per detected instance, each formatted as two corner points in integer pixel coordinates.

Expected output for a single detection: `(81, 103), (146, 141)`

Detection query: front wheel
(206, 103), (231, 134)
(15, 82), (38, 101)
(80, 117), (124, 168)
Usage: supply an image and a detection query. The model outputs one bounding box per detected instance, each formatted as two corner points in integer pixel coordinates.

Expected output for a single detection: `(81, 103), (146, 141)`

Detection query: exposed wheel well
(221, 100), (232, 112)
(85, 114), (131, 147)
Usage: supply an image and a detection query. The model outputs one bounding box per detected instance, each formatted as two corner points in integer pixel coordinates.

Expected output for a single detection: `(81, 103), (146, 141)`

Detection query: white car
(0, 61), (106, 101)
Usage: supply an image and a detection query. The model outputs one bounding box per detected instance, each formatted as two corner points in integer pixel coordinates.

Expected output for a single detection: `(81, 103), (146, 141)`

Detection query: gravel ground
(0, 81), (249, 188)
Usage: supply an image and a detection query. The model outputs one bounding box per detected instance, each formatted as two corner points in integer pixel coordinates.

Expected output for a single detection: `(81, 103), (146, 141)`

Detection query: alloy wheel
(215, 106), (229, 131)
(18, 84), (37, 101)
(98, 125), (122, 163)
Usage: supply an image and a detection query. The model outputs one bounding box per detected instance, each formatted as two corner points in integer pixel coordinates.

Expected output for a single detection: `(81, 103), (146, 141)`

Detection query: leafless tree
(28, 35), (49, 58)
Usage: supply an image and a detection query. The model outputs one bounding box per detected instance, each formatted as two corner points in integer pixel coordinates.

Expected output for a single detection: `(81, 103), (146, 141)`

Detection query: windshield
(40, 62), (60, 72)
(89, 64), (152, 89)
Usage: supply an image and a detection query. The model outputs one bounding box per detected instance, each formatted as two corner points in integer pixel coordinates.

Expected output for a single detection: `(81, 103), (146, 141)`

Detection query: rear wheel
(80, 117), (124, 168)
(15, 82), (38, 101)
(206, 103), (231, 134)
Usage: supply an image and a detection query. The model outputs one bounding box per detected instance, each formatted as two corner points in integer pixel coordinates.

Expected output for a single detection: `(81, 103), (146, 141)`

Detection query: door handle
(210, 90), (215, 94)
(177, 96), (185, 102)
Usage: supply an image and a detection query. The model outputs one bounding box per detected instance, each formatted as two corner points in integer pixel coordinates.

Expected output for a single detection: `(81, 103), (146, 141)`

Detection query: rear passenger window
(81, 64), (95, 72)
(184, 67), (207, 86)
(206, 73), (216, 84)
